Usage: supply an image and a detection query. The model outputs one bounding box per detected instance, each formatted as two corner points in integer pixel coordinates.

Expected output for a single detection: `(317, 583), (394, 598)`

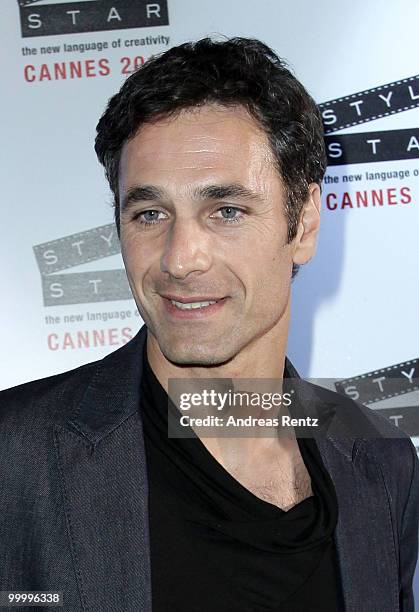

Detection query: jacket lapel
(316, 436), (399, 612)
(54, 325), (152, 612)
(54, 326), (399, 612)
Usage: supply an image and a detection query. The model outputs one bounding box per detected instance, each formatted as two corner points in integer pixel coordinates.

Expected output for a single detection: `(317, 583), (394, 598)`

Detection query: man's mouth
(170, 299), (218, 310)
(160, 295), (228, 317)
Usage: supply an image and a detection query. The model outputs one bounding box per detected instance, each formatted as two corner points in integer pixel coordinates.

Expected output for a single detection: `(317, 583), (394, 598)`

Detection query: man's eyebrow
(121, 182), (263, 212)
(195, 184), (262, 202)
(121, 185), (166, 211)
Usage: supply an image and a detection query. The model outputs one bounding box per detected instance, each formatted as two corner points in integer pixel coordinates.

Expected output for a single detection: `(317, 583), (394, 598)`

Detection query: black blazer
(0, 324), (418, 611)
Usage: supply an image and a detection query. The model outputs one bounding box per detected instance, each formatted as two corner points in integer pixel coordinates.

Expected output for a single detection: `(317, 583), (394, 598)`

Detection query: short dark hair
(95, 37), (326, 278)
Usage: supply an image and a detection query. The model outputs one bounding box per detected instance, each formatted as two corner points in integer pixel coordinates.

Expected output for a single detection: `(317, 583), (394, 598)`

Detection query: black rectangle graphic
(325, 128), (419, 166)
(42, 270), (132, 306)
(20, 0), (169, 38)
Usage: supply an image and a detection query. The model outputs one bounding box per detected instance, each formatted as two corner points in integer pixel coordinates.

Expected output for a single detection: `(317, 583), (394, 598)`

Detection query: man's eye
(212, 206), (245, 224)
(134, 210), (166, 225)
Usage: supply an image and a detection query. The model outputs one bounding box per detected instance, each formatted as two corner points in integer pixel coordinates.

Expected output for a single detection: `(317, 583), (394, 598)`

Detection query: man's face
(119, 104), (300, 366)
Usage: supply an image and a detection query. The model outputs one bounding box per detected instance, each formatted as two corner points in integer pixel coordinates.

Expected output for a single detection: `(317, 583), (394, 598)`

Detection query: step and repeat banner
(1, 2), (418, 438)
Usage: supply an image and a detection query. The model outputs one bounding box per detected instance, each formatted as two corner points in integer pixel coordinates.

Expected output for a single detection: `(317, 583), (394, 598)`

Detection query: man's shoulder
(0, 358), (100, 427)
(0, 328), (145, 432)
(307, 377), (405, 430)
(306, 378), (418, 469)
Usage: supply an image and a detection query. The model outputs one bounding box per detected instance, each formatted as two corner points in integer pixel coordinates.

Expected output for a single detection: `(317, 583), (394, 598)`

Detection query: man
(0, 38), (418, 612)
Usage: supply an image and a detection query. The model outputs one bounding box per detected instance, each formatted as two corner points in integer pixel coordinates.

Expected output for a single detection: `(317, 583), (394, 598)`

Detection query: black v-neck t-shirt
(140, 348), (344, 611)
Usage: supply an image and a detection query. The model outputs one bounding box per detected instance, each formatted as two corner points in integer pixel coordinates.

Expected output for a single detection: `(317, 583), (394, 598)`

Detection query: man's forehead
(121, 104), (273, 163)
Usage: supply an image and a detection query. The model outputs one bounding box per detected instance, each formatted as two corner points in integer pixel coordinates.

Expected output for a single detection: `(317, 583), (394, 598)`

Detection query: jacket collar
(67, 324), (148, 443)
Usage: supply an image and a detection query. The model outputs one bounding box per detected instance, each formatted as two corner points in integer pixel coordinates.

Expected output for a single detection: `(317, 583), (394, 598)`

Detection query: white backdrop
(1, 0), (418, 595)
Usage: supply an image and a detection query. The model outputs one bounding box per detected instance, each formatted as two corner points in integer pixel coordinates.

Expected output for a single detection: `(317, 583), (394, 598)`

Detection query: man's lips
(160, 295), (229, 319)
(160, 294), (226, 303)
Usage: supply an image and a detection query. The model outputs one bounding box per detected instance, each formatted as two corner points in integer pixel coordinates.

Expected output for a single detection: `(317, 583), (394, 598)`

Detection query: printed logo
(33, 224), (131, 306)
(18, 0), (169, 38)
(321, 75), (419, 165)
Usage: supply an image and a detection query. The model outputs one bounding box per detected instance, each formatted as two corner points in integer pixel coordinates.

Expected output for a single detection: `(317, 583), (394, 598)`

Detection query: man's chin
(159, 342), (235, 368)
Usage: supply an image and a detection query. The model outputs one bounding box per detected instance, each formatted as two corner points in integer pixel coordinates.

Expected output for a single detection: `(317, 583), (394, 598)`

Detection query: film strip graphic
(322, 74), (419, 165)
(320, 75), (419, 134)
(334, 358), (419, 438)
(33, 224), (132, 306)
(33, 224), (119, 274)
(334, 358), (419, 404)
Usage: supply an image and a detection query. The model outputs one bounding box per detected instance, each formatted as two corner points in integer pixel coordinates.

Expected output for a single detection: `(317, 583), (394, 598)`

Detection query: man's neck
(144, 307), (296, 472)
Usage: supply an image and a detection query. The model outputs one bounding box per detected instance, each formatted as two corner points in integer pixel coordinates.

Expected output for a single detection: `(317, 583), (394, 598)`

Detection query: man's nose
(160, 218), (212, 280)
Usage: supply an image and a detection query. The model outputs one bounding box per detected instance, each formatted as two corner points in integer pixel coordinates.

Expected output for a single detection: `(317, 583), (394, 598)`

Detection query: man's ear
(292, 183), (321, 266)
